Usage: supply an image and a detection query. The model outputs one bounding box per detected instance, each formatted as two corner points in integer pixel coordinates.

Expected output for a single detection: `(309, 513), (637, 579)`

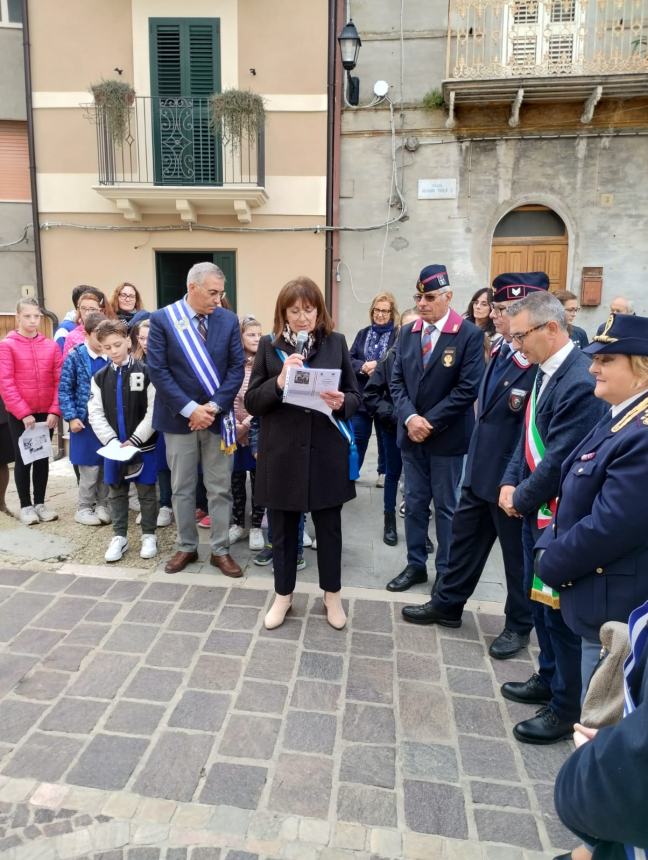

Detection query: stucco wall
(0, 28), (26, 120)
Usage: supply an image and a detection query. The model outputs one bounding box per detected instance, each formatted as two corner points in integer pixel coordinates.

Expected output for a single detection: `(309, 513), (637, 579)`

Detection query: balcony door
(155, 251), (237, 311)
(490, 205), (568, 292)
(149, 18), (222, 185)
(503, 0), (584, 74)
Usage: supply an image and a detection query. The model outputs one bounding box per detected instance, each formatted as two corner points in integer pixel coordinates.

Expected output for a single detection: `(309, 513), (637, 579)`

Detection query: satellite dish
(373, 80), (389, 98)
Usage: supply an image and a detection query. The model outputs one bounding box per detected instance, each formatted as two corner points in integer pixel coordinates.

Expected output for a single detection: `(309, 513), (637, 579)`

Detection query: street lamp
(337, 19), (361, 106)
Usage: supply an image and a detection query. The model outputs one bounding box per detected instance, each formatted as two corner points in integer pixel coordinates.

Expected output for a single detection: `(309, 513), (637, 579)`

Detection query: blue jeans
(401, 447), (462, 575)
(381, 430), (402, 513)
(351, 411), (386, 474)
(523, 518), (582, 722)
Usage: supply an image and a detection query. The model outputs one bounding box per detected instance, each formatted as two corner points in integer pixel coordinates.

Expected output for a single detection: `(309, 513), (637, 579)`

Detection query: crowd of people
(0, 264), (647, 858)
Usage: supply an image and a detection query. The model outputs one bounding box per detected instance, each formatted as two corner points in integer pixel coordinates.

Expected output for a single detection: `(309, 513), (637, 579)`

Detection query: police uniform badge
(508, 387), (527, 412)
(174, 317), (189, 332)
(442, 347), (456, 368)
(130, 372), (145, 392)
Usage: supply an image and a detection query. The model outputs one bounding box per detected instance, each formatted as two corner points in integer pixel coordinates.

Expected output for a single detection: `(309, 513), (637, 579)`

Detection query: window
(0, 122), (30, 200)
(503, 0), (583, 72)
(0, 0), (23, 26)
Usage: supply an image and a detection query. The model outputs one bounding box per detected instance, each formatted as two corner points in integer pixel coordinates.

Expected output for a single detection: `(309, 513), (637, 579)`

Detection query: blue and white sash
(275, 348), (359, 481)
(622, 599), (648, 860)
(164, 300), (237, 453)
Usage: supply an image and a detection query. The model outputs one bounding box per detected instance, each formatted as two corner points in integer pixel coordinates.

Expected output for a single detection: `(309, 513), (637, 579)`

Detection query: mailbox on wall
(581, 267), (603, 307)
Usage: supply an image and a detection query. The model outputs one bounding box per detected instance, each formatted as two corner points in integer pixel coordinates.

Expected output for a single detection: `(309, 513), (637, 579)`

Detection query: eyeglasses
(564, 306), (580, 314)
(373, 308), (391, 316)
(510, 322), (548, 344)
(491, 304), (508, 316)
(413, 292), (446, 303)
(120, 292), (137, 300)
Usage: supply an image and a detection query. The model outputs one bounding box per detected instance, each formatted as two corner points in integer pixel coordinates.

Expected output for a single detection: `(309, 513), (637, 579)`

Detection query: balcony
(443, 0), (648, 122)
(91, 96), (268, 223)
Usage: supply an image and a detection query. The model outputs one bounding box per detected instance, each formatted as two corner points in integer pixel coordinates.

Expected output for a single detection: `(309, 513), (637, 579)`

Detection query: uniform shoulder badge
(511, 350), (531, 369)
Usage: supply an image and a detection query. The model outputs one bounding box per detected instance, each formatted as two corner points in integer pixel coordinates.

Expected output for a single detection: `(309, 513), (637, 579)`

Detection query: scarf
(282, 324), (315, 355)
(364, 321), (393, 362)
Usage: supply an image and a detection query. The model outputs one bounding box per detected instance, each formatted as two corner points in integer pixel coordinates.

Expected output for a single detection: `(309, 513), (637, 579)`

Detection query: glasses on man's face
(510, 322), (548, 344)
(412, 292), (445, 304)
(491, 304), (507, 317)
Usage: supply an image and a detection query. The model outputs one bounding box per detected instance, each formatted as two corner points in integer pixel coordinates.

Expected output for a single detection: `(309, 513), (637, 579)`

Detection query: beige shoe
(324, 591), (347, 630)
(264, 593), (293, 630)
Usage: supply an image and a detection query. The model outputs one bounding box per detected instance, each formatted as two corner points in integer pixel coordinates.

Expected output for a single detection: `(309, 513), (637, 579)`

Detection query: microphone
(295, 330), (308, 357)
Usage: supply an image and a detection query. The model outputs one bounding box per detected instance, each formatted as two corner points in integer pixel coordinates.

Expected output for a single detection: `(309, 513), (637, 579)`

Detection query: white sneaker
(156, 506), (173, 528)
(95, 505), (112, 524)
(34, 504), (58, 522)
(105, 536), (128, 563)
(302, 531), (313, 548)
(249, 527), (264, 551)
(19, 506), (40, 526)
(75, 509), (102, 526)
(229, 524), (248, 544)
(140, 534), (158, 559)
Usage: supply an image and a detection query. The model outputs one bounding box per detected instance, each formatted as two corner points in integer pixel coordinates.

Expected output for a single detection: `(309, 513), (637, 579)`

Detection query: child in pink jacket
(0, 298), (62, 524)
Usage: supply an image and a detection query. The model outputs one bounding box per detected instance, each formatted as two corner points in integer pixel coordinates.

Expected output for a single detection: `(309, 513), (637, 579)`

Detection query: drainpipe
(325, 0), (340, 313)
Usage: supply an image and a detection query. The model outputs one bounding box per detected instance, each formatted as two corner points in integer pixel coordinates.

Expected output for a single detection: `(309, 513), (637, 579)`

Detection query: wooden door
(490, 242), (567, 292)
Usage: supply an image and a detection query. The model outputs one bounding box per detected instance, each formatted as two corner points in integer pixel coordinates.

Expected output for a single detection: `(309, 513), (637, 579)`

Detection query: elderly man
(387, 264), (485, 592)
(147, 262), (245, 576)
(498, 291), (606, 744)
(401, 272), (546, 660)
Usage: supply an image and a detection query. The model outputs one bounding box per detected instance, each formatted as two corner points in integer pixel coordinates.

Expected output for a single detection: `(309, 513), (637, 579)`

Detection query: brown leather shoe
(210, 553), (242, 578)
(165, 550), (199, 574)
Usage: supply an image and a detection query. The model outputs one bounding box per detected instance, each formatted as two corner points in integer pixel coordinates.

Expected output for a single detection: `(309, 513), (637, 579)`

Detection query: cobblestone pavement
(0, 565), (578, 860)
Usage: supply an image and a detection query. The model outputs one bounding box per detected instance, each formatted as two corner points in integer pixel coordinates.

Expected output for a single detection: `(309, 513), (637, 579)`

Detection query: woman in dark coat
(245, 276), (361, 631)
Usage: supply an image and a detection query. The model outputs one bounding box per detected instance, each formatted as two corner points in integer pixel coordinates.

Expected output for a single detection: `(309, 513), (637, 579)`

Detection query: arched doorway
(490, 205), (568, 293)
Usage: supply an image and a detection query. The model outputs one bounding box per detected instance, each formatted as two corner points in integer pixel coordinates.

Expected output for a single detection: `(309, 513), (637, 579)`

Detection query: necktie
(485, 342), (510, 401)
(421, 324), (434, 367)
(196, 314), (208, 341)
(534, 368), (545, 401)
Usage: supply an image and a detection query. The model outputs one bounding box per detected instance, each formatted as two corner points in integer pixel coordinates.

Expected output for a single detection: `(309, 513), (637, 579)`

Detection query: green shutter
(155, 251), (237, 310)
(149, 18), (221, 184)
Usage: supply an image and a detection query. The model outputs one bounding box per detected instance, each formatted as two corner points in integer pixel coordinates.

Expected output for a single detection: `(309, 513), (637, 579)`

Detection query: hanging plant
(422, 89), (445, 110)
(209, 89), (266, 150)
(89, 78), (136, 143)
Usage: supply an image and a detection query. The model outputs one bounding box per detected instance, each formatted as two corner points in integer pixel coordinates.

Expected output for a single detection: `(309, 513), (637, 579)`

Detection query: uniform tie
(421, 323), (435, 367)
(485, 342), (511, 401)
(196, 314), (208, 341)
(534, 367), (545, 401)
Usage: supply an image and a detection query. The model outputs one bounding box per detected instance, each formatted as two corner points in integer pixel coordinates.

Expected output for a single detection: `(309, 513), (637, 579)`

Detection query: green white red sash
(525, 373), (560, 609)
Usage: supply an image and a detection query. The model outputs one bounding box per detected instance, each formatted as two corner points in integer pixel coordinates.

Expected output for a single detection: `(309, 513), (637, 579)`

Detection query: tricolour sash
(275, 348), (359, 481)
(622, 600), (648, 860)
(525, 379), (560, 608)
(164, 300), (237, 454)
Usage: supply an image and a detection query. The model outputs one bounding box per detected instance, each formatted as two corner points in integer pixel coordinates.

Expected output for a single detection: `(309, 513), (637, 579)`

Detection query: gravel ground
(0, 456), (179, 568)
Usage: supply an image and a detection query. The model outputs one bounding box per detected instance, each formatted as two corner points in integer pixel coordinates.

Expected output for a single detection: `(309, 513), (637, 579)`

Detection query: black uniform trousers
(270, 506), (342, 596)
(432, 485), (533, 635)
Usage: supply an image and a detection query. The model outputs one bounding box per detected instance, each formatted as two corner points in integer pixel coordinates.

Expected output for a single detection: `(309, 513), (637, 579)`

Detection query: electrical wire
(0, 224), (33, 250)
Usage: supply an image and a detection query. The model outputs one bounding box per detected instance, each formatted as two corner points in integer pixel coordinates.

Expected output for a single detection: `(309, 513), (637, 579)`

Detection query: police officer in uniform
(401, 273), (547, 660)
(387, 265), (485, 592)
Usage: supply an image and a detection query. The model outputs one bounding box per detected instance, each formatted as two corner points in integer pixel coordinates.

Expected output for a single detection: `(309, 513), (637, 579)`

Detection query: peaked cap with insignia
(492, 271), (549, 302)
(585, 313), (648, 356)
(416, 264), (450, 294)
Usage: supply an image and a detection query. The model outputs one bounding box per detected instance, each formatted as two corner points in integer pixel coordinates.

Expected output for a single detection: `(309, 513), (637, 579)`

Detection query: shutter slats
(0, 122), (30, 201)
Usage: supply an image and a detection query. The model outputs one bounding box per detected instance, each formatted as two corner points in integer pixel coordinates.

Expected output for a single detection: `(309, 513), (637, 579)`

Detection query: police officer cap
(585, 313), (648, 356)
(491, 272), (549, 303)
(416, 265), (450, 294)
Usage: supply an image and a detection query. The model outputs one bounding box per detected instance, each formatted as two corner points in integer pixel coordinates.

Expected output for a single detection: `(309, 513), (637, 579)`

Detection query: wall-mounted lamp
(337, 19), (361, 106)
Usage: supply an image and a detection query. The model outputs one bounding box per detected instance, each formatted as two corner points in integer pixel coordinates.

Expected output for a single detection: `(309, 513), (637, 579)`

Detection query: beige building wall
(28, 0), (329, 330)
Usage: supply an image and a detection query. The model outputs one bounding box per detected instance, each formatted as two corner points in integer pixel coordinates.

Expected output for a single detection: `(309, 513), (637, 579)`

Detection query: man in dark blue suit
(401, 273), (546, 660)
(147, 262), (245, 575)
(386, 264), (485, 592)
(498, 291), (606, 744)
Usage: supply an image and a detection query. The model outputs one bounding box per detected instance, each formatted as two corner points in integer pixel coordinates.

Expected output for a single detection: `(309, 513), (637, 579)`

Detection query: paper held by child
(282, 365), (341, 416)
(96, 439), (139, 462)
(18, 423), (52, 465)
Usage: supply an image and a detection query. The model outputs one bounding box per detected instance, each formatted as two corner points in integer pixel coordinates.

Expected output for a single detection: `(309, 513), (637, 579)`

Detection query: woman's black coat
(245, 330), (361, 512)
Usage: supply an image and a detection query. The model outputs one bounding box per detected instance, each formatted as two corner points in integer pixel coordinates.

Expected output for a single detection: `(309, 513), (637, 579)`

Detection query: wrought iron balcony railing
(93, 96), (265, 187)
(446, 0), (648, 80)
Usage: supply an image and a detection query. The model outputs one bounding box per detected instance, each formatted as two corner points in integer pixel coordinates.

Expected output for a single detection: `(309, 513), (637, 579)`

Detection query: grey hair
(612, 295), (634, 313)
(506, 292), (567, 331)
(186, 261), (226, 288)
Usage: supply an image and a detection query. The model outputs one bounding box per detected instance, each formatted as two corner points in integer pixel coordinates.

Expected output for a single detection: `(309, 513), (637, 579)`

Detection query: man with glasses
(386, 264), (485, 593)
(400, 272), (545, 661)
(147, 262), (245, 576)
(497, 291), (606, 744)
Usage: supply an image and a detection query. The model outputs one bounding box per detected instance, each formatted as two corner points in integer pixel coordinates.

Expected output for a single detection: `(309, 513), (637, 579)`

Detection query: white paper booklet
(282, 365), (341, 416)
(18, 423), (52, 465)
(96, 439), (140, 462)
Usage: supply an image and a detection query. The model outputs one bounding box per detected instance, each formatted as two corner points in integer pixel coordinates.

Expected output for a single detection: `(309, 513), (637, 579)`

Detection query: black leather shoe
(401, 600), (462, 627)
(425, 536), (434, 554)
(501, 673), (552, 705)
(489, 629), (530, 660)
(386, 565), (427, 592)
(383, 512), (397, 546)
(513, 706), (574, 745)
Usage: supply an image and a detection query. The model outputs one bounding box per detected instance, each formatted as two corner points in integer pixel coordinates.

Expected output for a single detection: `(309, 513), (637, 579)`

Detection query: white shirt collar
(539, 340), (574, 379)
(611, 389), (648, 418)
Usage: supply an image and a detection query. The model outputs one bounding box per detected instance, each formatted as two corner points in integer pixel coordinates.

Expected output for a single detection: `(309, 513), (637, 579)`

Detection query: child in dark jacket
(88, 319), (158, 563)
(59, 312), (110, 525)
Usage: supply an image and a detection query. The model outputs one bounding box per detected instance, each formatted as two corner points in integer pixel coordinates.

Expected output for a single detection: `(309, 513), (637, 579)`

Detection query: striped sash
(623, 600), (648, 860)
(164, 300), (237, 454)
(525, 377), (560, 609)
